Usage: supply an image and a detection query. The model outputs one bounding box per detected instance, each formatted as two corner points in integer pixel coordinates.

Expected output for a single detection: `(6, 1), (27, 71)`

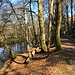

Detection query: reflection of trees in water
(0, 48), (10, 69)
(0, 60), (4, 69)
(0, 41), (31, 69)
(0, 40), (33, 69)
(1, 49), (10, 60)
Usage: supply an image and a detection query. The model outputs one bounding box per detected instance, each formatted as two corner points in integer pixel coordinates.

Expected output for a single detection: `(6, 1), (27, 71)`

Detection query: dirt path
(61, 36), (75, 59)
(0, 35), (75, 75)
(61, 35), (75, 74)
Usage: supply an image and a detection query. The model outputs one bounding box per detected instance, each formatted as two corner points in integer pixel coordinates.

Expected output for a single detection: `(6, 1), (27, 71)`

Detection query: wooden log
(26, 47), (39, 63)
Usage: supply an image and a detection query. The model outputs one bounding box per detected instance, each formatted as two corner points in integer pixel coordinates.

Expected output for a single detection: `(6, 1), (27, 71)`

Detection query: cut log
(26, 47), (39, 63)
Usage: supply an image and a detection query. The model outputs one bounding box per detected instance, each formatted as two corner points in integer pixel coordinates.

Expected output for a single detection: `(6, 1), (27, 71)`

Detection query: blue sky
(9, 0), (21, 4)
(9, 0), (75, 15)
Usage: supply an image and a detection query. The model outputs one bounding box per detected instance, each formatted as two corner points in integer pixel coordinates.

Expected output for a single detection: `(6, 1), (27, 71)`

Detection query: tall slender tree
(66, 5), (69, 34)
(23, 0), (32, 60)
(47, 0), (54, 53)
(71, 0), (74, 33)
(38, 0), (47, 51)
(55, 0), (62, 51)
(30, 0), (37, 43)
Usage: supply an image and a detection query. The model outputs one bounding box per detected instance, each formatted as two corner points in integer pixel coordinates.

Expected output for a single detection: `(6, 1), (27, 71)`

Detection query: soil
(0, 35), (75, 75)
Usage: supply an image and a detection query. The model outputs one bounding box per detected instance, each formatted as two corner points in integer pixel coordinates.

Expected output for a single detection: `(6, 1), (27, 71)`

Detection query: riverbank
(0, 50), (73, 75)
(0, 36), (75, 75)
(0, 37), (26, 47)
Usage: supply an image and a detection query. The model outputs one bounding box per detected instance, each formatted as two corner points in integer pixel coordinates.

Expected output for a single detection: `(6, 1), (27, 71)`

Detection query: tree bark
(55, 0), (62, 51)
(30, 0), (37, 43)
(47, 0), (54, 53)
(1, 33), (16, 60)
(65, 0), (70, 34)
(71, 0), (74, 33)
(38, 0), (47, 51)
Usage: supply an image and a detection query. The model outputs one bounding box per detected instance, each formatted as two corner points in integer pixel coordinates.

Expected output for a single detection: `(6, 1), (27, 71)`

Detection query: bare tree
(38, 0), (47, 51)
(30, 0), (37, 43)
(55, 0), (62, 51)
(47, 0), (54, 54)
(71, 0), (74, 33)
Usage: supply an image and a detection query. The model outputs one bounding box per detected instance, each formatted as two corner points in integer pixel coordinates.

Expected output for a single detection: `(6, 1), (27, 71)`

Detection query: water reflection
(0, 48), (4, 55)
(0, 42), (27, 69)
(0, 60), (3, 69)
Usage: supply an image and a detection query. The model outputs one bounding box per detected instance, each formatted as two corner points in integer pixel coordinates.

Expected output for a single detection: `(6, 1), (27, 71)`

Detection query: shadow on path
(61, 35), (75, 64)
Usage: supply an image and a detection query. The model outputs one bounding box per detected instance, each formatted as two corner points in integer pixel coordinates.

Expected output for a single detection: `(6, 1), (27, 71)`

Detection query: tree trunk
(1, 28), (16, 61)
(24, 6), (28, 49)
(71, 0), (74, 33)
(65, 0), (70, 34)
(30, 0), (37, 43)
(38, 0), (47, 51)
(24, 3), (31, 60)
(66, 6), (70, 34)
(47, 0), (54, 53)
(55, 0), (62, 51)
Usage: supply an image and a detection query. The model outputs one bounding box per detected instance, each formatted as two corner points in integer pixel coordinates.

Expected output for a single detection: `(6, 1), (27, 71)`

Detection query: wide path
(61, 35), (75, 60)
(61, 35), (75, 75)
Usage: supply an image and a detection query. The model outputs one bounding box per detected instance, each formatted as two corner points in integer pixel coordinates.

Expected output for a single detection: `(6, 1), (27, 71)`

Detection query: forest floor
(0, 35), (75, 75)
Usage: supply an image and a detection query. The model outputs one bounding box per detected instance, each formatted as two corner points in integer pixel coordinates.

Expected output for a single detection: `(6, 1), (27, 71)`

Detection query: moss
(8, 49), (17, 61)
(4, 52), (16, 68)
(29, 58), (34, 63)
(3, 51), (16, 69)
(11, 51), (17, 59)
(26, 57), (34, 64)
(55, 33), (62, 51)
(42, 44), (47, 50)
(4, 59), (12, 68)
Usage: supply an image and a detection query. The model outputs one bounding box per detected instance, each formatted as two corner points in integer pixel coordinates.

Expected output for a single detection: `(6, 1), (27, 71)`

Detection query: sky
(9, 0), (75, 17)
(0, 0), (75, 18)
(9, 0), (21, 4)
